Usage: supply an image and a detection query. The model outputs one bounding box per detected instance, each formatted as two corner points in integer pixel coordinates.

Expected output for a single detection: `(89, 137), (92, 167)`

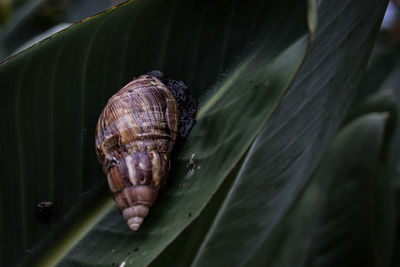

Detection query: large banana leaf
(0, 0), (388, 266)
(150, 1), (392, 266)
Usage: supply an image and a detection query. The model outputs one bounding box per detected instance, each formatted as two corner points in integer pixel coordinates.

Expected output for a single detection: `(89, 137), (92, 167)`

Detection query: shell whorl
(95, 75), (179, 231)
(116, 185), (157, 231)
(123, 205), (149, 231)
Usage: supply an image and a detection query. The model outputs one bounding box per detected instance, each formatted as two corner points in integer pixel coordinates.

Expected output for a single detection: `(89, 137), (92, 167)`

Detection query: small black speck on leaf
(188, 212), (192, 217)
(134, 247), (140, 252)
(36, 201), (54, 222)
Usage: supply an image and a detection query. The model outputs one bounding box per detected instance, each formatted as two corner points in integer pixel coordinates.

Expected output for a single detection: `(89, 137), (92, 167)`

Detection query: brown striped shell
(95, 75), (178, 231)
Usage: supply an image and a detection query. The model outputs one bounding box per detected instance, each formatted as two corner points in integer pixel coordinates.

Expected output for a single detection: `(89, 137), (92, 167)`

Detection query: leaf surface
(0, 0), (312, 266)
(150, 0), (390, 266)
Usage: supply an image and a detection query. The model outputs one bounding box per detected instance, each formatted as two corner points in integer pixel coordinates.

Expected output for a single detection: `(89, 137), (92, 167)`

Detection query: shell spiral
(95, 75), (178, 231)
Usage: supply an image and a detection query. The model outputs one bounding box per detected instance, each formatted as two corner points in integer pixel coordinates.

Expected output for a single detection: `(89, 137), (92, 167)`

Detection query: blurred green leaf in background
(0, 0), (399, 266)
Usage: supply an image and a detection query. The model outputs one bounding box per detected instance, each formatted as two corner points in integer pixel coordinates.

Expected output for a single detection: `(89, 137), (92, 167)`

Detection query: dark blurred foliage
(356, 2), (400, 266)
(0, 0), (127, 60)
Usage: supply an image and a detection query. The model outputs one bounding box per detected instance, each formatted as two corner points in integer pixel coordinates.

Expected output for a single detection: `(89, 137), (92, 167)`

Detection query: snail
(95, 71), (196, 231)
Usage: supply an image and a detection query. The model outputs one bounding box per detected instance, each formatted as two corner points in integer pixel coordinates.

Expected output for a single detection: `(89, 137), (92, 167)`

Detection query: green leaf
(344, 89), (398, 125)
(0, 0), (388, 266)
(154, 111), (396, 267)
(256, 112), (396, 267)
(354, 32), (400, 105)
(0, 0), (50, 56)
(150, 0), (390, 266)
(354, 30), (400, 267)
(303, 113), (395, 267)
(0, 0), (112, 58)
(56, 5), (311, 267)
(0, 0), (312, 266)
(343, 89), (398, 163)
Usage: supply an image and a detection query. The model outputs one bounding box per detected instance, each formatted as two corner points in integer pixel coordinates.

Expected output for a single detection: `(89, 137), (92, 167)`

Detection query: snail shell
(95, 75), (178, 231)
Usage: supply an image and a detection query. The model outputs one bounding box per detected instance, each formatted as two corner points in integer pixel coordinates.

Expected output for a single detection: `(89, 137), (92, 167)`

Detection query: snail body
(95, 74), (178, 231)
